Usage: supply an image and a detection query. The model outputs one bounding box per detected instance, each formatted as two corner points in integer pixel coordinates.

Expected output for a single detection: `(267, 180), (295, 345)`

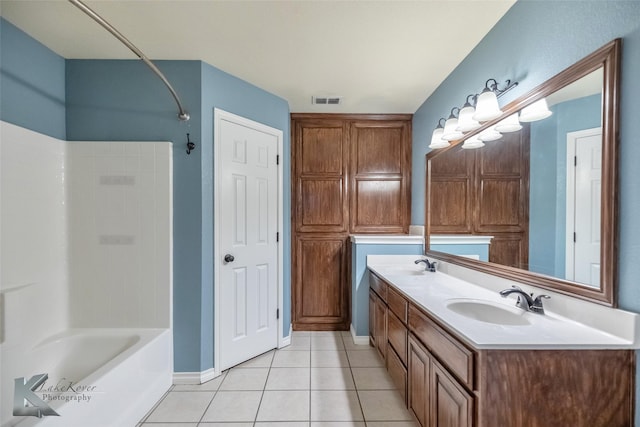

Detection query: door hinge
(276, 308), (280, 319)
(276, 154), (280, 165)
(574, 156), (577, 166)
(574, 232), (577, 242)
(276, 232), (279, 242)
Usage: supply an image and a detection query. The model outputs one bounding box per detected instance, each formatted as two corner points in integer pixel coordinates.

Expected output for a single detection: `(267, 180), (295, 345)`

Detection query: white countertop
(367, 255), (639, 350)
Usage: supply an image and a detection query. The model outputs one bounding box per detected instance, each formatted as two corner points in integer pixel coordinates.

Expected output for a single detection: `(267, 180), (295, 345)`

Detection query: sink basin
(446, 299), (531, 326)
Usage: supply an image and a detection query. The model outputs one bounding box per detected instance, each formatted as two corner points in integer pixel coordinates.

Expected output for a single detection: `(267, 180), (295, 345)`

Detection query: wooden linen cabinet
(291, 114), (412, 330)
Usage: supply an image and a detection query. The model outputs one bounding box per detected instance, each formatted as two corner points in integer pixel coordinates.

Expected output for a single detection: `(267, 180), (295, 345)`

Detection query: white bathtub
(2, 328), (172, 427)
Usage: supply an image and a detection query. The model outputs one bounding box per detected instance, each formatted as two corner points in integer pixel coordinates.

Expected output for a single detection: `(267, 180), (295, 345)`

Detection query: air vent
(312, 96), (342, 105)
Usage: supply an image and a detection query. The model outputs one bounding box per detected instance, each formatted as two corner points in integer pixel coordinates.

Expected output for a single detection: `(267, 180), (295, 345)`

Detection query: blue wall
(412, 1), (640, 421)
(0, 18), (66, 139)
(351, 243), (423, 336)
(1, 18), (290, 374)
(528, 94), (601, 277)
(199, 62), (291, 371)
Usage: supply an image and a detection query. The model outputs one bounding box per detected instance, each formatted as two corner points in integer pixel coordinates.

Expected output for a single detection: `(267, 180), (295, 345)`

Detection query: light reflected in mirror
(425, 39), (620, 306)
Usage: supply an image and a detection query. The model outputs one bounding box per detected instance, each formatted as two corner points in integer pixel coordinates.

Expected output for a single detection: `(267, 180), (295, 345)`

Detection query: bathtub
(1, 328), (172, 427)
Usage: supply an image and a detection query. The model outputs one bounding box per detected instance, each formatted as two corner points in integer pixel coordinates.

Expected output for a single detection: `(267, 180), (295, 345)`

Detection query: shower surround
(0, 121), (173, 426)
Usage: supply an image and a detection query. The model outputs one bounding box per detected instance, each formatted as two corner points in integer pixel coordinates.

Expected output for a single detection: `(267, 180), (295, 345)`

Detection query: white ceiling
(0, 0), (515, 114)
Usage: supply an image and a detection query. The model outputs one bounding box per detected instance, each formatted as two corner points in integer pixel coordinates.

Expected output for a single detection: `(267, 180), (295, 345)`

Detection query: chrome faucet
(415, 258), (437, 272)
(499, 285), (550, 314)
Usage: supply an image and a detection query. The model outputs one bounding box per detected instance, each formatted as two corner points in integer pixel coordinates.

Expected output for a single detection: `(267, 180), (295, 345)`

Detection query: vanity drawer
(388, 310), (408, 365)
(369, 272), (387, 301)
(409, 304), (475, 389)
(387, 286), (408, 323)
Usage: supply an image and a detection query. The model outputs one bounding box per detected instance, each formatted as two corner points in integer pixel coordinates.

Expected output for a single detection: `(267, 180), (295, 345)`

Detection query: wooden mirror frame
(425, 38), (621, 306)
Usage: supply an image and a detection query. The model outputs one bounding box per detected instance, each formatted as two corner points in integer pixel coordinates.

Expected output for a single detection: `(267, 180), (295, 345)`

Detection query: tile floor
(138, 331), (417, 427)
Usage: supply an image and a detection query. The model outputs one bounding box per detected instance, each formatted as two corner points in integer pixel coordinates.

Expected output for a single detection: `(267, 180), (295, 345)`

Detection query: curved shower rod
(68, 0), (190, 121)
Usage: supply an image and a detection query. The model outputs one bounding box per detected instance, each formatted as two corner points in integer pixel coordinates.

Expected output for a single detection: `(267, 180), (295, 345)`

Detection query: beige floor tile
(236, 349), (275, 368)
(256, 423), (309, 427)
(256, 390), (310, 421)
(281, 335), (312, 351)
(311, 335), (345, 350)
(351, 367), (396, 390)
(172, 372), (227, 391)
(358, 390), (413, 421)
(310, 390), (363, 421)
(311, 350), (349, 367)
(346, 349), (384, 367)
(198, 424), (253, 427)
(272, 350), (311, 367)
(219, 367), (269, 390)
(292, 331), (311, 337)
(141, 424), (197, 427)
(311, 367), (355, 390)
(266, 367), (311, 390)
(201, 391), (263, 422)
(145, 391), (214, 423)
(311, 423), (365, 427)
(341, 335), (371, 351)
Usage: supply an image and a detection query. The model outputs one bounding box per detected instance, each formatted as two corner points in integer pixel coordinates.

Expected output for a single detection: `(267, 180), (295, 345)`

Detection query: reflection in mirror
(426, 39), (620, 306)
(529, 68), (602, 288)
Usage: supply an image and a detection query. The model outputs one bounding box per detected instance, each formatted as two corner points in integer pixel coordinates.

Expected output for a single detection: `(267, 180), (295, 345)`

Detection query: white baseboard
(173, 367), (219, 385)
(350, 324), (370, 345)
(279, 324), (293, 348)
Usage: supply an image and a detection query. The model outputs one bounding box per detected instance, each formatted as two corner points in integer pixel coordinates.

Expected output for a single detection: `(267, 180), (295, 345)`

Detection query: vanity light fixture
(441, 108), (465, 141)
(461, 134), (485, 150)
(519, 98), (553, 122)
(429, 118), (450, 149)
(478, 125), (503, 142)
(456, 94), (482, 133)
(427, 77), (517, 149)
(472, 79), (517, 122)
(494, 113), (523, 133)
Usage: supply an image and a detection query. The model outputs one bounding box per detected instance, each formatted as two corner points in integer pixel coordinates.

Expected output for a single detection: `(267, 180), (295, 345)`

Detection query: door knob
(224, 254), (235, 263)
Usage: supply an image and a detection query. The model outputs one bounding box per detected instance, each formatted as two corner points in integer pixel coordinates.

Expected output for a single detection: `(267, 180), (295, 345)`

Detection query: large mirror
(425, 39), (620, 306)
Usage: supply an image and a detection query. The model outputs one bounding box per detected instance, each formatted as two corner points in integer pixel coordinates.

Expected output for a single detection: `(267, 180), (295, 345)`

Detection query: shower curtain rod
(68, 0), (190, 121)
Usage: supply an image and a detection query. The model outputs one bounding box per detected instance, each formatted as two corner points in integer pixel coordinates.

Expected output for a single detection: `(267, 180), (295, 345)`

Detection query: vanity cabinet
(369, 272), (410, 401)
(369, 270), (635, 427)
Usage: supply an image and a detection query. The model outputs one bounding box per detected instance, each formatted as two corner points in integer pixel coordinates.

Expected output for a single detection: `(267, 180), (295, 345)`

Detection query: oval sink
(446, 299), (531, 326)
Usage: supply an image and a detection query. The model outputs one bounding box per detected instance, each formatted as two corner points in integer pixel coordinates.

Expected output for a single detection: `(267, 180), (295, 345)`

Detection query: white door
(566, 128), (601, 287)
(217, 112), (280, 370)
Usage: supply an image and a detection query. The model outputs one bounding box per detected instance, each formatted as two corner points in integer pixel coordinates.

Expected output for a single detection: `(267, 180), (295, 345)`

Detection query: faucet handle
(531, 294), (550, 314)
(533, 294), (551, 304)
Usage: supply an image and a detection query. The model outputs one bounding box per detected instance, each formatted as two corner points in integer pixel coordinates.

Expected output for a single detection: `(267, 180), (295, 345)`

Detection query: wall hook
(186, 133), (196, 155)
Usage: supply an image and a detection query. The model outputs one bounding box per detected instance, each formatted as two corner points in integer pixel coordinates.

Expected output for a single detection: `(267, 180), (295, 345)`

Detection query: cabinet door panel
(408, 335), (430, 427)
(294, 119), (348, 233)
(387, 343), (408, 404)
(430, 360), (474, 427)
(299, 178), (345, 229)
(374, 293), (387, 359)
(294, 236), (349, 329)
(350, 120), (411, 233)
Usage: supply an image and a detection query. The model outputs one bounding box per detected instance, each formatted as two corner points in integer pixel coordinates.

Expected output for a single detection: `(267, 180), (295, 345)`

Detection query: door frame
(213, 108), (284, 373)
(565, 126), (601, 281)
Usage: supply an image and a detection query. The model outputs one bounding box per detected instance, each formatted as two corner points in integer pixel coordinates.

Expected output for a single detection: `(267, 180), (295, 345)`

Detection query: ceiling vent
(312, 96), (342, 105)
